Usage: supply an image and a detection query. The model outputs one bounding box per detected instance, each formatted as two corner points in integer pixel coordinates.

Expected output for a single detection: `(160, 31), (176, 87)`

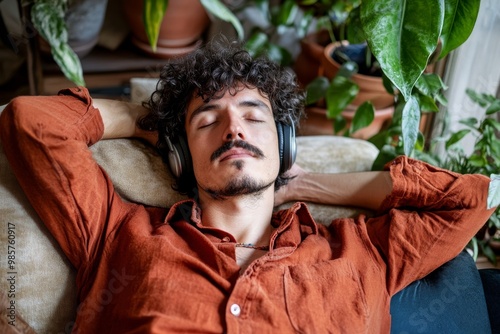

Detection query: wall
(431, 0), (500, 154)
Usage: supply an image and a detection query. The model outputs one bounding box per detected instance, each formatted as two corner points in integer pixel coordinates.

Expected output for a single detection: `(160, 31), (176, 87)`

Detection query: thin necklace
(235, 243), (270, 251)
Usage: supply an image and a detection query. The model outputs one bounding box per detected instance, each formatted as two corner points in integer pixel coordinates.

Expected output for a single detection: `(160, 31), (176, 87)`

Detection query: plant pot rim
(131, 37), (203, 59)
(323, 42), (383, 84)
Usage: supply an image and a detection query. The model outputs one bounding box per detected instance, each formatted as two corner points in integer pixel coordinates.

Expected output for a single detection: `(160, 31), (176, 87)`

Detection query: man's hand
(93, 99), (158, 146)
(274, 164), (393, 210)
(274, 164), (307, 206)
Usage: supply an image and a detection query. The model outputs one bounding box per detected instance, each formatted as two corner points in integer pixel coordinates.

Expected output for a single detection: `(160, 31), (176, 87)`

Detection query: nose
(223, 113), (245, 141)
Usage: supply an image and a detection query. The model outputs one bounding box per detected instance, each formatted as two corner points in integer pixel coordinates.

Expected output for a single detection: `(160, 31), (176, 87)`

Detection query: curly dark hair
(139, 37), (305, 197)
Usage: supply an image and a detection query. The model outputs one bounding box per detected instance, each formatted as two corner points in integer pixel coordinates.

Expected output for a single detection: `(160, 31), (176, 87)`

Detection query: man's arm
(275, 164), (392, 210)
(93, 99), (158, 145)
(0, 89), (154, 269)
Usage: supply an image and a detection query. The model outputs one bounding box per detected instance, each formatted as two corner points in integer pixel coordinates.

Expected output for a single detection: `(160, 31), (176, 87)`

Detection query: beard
(200, 139), (276, 199)
(201, 174), (275, 200)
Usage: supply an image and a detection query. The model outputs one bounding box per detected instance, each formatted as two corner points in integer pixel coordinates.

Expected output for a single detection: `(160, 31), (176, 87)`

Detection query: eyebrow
(188, 98), (272, 124)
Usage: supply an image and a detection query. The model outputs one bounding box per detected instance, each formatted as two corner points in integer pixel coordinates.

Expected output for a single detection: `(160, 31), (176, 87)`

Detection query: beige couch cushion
(0, 92), (378, 333)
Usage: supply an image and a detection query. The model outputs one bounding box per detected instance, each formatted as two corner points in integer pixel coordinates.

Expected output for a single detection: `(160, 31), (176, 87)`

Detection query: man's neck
(197, 188), (276, 246)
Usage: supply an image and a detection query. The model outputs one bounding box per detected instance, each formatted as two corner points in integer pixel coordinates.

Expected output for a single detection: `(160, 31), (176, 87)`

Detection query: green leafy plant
(361, 0), (481, 156)
(372, 89), (500, 263)
(31, 0), (85, 86)
(428, 90), (500, 264)
(233, 0), (308, 66)
(303, 0), (479, 143)
(143, 0), (244, 52)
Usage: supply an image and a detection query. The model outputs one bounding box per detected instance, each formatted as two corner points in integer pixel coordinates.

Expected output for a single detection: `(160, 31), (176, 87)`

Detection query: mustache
(210, 140), (265, 162)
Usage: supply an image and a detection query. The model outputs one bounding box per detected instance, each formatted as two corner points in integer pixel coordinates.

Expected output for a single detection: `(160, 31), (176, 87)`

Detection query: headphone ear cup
(276, 122), (285, 171)
(166, 136), (192, 179)
(276, 121), (296, 173)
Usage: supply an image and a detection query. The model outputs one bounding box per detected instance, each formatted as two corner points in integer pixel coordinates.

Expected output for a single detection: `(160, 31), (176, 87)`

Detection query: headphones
(164, 119), (296, 180)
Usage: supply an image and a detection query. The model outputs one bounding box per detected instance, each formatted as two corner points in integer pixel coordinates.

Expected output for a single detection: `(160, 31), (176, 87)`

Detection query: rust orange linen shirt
(0, 88), (495, 334)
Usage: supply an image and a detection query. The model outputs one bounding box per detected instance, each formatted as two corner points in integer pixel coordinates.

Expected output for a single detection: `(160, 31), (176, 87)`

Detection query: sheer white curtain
(431, 0), (500, 154)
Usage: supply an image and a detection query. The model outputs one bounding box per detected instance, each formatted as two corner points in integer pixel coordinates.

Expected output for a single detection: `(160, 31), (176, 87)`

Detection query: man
(0, 39), (495, 333)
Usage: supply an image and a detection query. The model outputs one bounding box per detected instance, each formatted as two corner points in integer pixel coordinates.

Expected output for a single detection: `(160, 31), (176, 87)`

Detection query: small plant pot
(122, 0), (210, 58)
(321, 42), (394, 110)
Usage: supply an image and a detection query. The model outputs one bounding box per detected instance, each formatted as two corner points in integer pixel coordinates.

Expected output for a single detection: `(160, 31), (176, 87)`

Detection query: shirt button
(230, 303), (241, 317)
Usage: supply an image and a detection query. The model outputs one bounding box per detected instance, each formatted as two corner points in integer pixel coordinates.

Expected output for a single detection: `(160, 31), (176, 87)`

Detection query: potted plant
(372, 88), (500, 264)
(231, 0), (311, 67)
(30, 0), (109, 86)
(122, 0), (244, 57)
(297, 0), (481, 145)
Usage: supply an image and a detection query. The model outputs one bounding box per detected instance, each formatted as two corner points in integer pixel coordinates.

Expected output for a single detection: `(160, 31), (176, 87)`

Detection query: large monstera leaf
(360, 0), (480, 156)
(360, 0), (444, 102)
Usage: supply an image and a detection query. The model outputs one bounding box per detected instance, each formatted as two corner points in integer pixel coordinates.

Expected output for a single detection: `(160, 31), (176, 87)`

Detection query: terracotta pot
(122, 0), (210, 58)
(298, 105), (394, 140)
(321, 42), (394, 110)
(293, 30), (331, 87)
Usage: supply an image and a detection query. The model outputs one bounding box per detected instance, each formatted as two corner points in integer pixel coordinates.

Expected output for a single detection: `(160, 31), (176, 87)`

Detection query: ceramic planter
(122, 0), (210, 58)
(321, 42), (394, 110)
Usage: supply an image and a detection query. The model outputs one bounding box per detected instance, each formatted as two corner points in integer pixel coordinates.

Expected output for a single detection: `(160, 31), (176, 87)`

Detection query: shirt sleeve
(366, 156), (496, 295)
(0, 87), (129, 271)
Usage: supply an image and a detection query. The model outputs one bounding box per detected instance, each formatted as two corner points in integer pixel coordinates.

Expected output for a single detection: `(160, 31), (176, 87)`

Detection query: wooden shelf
(40, 41), (168, 97)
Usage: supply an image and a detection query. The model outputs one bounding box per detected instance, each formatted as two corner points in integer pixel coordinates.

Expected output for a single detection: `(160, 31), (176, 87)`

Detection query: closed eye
(198, 121), (217, 129)
(247, 118), (265, 123)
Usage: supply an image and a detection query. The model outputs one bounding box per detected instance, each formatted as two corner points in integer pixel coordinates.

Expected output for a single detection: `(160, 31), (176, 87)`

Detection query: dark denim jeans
(390, 251), (494, 334)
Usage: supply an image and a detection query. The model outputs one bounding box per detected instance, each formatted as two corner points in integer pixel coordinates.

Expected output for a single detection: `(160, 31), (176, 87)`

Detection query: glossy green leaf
(350, 102), (375, 133)
(484, 118), (500, 133)
(333, 115), (347, 133)
(51, 43), (85, 86)
(371, 144), (398, 171)
(31, 1), (85, 86)
(486, 99), (500, 115)
(445, 129), (470, 149)
(337, 61), (359, 79)
(416, 93), (439, 112)
(271, 0), (298, 26)
(416, 73), (448, 96)
(479, 241), (497, 265)
(382, 73), (395, 95)
(346, 6), (365, 43)
(244, 31), (268, 57)
(143, 0), (168, 52)
(264, 43), (293, 66)
(468, 155), (487, 168)
(439, 0), (480, 59)
(488, 174), (500, 209)
(201, 0), (244, 40)
(368, 129), (391, 150)
(490, 213), (500, 229)
(458, 117), (478, 129)
(466, 89), (496, 107)
(305, 77), (329, 105)
(31, 2), (67, 46)
(299, 0), (317, 5)
(325, 76), (359, 118)
(401, 95), (420, 156)
(360, 0), (444, 101)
